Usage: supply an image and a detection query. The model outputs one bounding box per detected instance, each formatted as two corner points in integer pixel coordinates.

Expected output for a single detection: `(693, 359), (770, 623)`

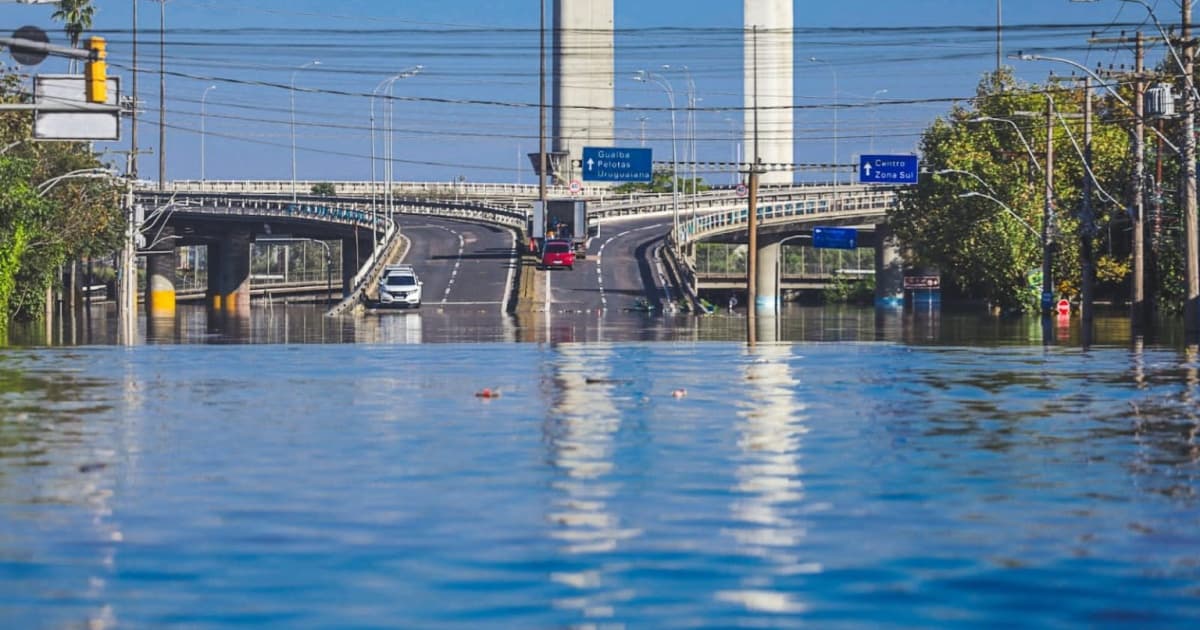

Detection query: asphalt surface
(544, 215), (680, 314)
(371, 216), (518, 314)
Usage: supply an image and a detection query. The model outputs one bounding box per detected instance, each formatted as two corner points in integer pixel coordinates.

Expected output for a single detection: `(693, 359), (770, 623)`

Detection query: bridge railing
(153, 180), (606, 199)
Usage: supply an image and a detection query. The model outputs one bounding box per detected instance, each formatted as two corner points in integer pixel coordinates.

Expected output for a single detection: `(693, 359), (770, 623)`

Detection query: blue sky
(0, 0), (1171, 184)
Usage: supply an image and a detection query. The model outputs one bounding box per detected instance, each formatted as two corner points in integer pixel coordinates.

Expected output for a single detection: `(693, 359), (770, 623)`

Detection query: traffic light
(85, 36), (106, 104)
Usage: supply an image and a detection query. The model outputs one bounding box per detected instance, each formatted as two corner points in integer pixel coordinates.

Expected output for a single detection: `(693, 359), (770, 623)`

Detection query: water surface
(2, 336), (1199, 628)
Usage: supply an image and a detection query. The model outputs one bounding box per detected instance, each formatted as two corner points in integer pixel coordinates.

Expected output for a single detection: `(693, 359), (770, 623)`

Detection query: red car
(540, 239), (575, 270)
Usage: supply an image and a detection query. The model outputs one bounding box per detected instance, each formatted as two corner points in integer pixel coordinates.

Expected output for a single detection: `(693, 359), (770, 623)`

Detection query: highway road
(371, 216), (518, 314)
(546, 215), (682, 314)
(368, 213), (682, 317)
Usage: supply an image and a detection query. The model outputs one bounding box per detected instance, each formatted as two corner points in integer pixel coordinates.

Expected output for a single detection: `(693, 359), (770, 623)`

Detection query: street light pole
(291, 59), (320, 203)
(967, 115), (1042, 171)
(384, 66), (422, 230)
(810, 57), (838, 188)
(157, 0), (167, 189)
(869, 88), (887, 153)
(634, 70), (679, 250)
(200, 84), (215, 181)
(668, 64), (698, 225)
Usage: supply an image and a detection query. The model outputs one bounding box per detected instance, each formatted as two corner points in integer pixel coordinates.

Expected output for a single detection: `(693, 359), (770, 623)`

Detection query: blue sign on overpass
(581, 146), (653, 183)
(859, 154), (919, 184)
(812, 226), (858, 250)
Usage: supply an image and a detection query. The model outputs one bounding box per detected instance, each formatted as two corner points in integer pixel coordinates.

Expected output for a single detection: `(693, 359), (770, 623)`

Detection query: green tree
(51, 0), (95, 48)
(310, 182), (336, 196)
(891, 70), (1131, 312)
(612, 167), (707, 195)
(1, 68), (122, 338)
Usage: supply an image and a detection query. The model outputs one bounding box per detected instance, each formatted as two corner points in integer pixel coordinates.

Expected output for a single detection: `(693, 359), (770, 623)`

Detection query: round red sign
(1056, 299), (1070, 315)
(568, 179), (583, 195)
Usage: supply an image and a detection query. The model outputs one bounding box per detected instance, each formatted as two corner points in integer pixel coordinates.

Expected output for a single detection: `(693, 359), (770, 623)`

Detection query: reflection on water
(717, 344), (812, 616)
(8, 302), (1194, 347)
(5, 342), (1200, 626)
(544, 345), (642, 620)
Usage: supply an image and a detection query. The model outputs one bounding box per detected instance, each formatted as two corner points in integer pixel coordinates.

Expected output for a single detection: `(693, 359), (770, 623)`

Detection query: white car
(378, 264), (422, 308)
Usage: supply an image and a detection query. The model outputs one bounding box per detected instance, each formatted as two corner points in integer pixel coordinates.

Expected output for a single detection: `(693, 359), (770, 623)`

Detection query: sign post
(858, 154), (919, 184)
(581, 147), (653, 183)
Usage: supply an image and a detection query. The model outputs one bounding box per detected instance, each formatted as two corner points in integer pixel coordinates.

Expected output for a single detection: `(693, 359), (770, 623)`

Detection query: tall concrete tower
(553, 0), (614, 184)
(744, 0), (794, 184)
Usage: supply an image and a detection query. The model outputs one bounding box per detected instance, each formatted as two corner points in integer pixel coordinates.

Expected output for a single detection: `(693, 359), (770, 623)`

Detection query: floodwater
(2, 305), (1200, 628)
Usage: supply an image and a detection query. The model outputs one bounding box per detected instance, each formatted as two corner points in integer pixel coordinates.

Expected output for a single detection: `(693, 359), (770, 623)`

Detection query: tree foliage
(891, 69), (1132, 312)
(310, 182), (337, 195)
(0, 66), (122, 340)
(611, 167), (708, 195)
(51, 0), (95, 48)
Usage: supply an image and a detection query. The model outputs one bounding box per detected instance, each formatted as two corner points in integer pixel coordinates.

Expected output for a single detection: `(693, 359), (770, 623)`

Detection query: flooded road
(2, 305), (1199, 627)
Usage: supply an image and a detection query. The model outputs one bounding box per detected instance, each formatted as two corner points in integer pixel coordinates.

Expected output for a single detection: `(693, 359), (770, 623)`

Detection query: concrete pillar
(144, 227), (176, 319)
(553, 0), (614, 182)
(208, 230), (251, 316)
(874, 223), (904, 308)
(755, 240), (780, 315)
(745, 0), (794, 185)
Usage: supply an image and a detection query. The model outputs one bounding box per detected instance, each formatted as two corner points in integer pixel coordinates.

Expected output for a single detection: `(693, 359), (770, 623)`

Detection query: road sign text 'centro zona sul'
(859, 154), (919, 184)
(581, 146), (653, 183)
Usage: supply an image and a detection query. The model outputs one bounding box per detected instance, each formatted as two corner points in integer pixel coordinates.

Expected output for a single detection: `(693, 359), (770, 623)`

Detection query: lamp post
(290, 59), (320, 203)
(1011, 52), (1177, 152)
(958, 191), (1044, 241)
(943, 169), (1054, 325)
(633, 69), (680, 250)
(370, 66), (422, 253)
(869, 88), (887, 153)
(665, 64), (698, 223)
(810, 57), (838, 187)
(967, 115), (1042, 171)
(37, 168), (118, 197)
(384, 66), (423, 229)
(200, 84), (216, 181)
(258, 236), (333, 306)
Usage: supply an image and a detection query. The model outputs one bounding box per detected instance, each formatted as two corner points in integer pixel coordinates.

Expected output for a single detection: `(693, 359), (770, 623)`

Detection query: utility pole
(1092, 30), (1166, 330)
(1081, 76), (1095, 345)
(1184, 0), (1199, 335)
(158, 0), (166, 189)
(120, 0), (141, 345)
(1043, 95), (1055, 320)
(747, 26), (760, 345)
(1134, 32), (1147, 329)
(537, 0), (547, 241)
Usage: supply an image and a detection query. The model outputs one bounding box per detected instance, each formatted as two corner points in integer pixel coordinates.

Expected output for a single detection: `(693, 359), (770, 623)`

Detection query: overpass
(132, 179), (900, 319)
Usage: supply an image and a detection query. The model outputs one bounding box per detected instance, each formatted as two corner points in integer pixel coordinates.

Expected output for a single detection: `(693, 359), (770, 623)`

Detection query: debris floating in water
(672, 388), (687, 398)
(475, 388), (502, 399)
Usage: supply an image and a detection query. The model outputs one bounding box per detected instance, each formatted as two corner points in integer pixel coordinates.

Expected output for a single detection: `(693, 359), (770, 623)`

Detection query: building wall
(553, 0), (615, 185)
(744, 0), (795, 184)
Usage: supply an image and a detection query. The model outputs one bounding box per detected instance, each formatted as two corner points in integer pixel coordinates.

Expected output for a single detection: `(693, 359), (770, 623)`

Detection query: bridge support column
(874, 223), (904, 308)
(144, 228), (176, 320)
(755, 241), (781, 314)
(208, 230), (251, 316)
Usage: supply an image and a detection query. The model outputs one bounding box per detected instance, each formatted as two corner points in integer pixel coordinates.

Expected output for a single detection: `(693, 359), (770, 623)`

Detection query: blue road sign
(581, 146), (653, 183)
(812, 226), (857, 250)
(859, 154), (919, 184)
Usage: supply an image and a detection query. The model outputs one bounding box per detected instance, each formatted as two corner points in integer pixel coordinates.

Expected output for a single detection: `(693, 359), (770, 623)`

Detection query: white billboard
(33, 74), (120, 141)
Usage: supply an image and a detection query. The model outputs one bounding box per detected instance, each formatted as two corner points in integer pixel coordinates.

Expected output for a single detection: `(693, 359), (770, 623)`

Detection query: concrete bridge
(133, 180), (900, 318)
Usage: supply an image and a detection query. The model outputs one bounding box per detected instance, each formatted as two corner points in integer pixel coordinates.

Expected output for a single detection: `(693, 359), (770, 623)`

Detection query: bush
(310, 182), (336, 195)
